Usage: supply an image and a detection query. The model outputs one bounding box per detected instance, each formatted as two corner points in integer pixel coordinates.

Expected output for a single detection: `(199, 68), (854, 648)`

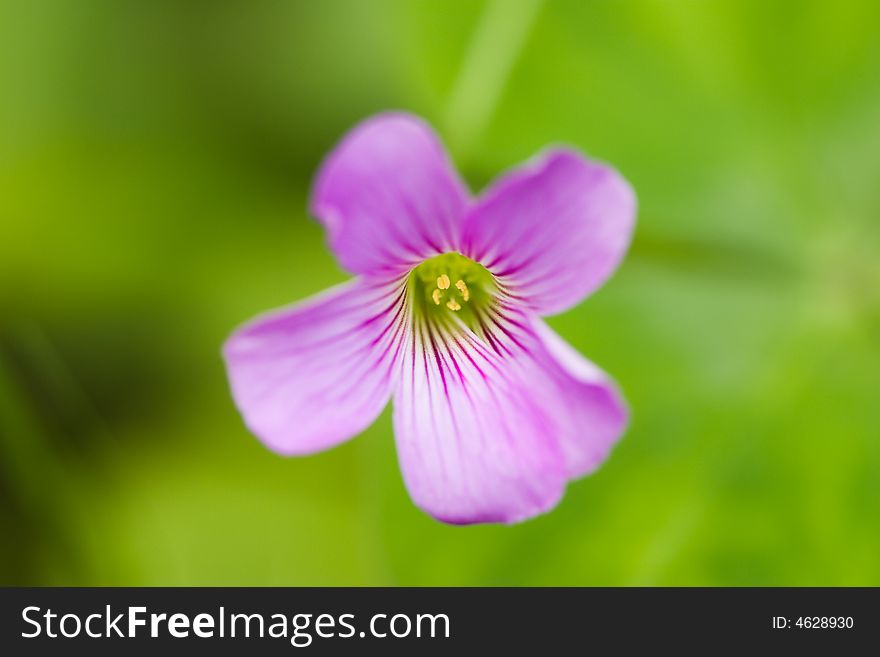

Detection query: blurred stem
(356, 417), (396, 585)
(0, 331), (84, 582)
(0, 335), (71, 508)
(445, 0), (543, 159)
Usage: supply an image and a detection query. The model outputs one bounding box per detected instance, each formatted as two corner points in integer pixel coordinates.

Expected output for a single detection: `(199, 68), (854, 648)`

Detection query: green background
(1, 0), (878, 586)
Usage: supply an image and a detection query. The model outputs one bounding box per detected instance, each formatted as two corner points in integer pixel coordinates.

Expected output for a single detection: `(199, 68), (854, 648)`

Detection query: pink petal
(532, 319), (628, 478)
(223, 278), (407, 455)
(311, 113), (470, 276)
(392, 314), (567, 525)
(391, 299), (627, 524)
(462, 149), (636, 316)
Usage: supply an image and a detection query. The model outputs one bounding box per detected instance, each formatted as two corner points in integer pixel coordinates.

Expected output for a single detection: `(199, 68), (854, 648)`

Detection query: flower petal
(311, 113), (470, 276)
(223, 278), (407, 455)
(462, 149), (636, 316)
(531, 319), (628, 478)
(391, 301), (628, 524)
(392, 314), (567, 524)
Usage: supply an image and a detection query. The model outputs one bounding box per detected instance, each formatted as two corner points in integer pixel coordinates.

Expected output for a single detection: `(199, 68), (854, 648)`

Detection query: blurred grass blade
(445, 0), (543, 156)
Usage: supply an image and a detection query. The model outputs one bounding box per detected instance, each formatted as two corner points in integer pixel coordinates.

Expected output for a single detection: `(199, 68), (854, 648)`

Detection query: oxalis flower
(223, 113), (636, 525)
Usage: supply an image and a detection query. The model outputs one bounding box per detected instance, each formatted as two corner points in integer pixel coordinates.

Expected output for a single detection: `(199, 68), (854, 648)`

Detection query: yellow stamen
(446, 298), (461, 311)
(432, 289), (442, 305)
(437, 274), (450, 290)
(455, 279), (469, 302)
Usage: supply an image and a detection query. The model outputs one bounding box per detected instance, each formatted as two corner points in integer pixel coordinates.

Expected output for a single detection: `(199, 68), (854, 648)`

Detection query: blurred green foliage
(1, 0), (878, 586)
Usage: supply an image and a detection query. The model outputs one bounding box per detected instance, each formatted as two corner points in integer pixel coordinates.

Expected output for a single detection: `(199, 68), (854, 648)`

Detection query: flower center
(408, 252), (496, 331)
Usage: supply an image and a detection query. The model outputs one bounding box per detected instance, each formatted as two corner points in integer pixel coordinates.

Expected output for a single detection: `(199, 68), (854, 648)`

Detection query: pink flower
(223, 113), (636, 524)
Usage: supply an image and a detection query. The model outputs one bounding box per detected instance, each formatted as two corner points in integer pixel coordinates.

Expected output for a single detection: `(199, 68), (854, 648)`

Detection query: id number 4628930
(772, 616), (854, 629)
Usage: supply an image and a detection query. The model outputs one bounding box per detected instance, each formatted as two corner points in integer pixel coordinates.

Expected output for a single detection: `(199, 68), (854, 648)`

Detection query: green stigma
(408, 252), (497, 331)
